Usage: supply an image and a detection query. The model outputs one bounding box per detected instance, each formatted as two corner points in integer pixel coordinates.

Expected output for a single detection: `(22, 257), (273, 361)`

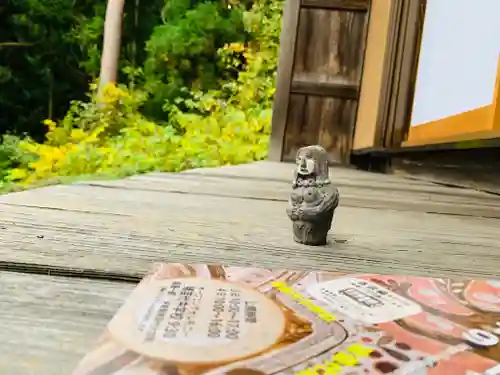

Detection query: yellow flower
(43, 119), (57, 131)
(8, 168), (28, 181)
(70, 129), (87, 141)
(228, 42), (245, 53)
(19, 141), (40, 154)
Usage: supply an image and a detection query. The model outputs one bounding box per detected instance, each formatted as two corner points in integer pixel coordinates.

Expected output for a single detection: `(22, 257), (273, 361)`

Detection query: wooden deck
(1, 161), (500, 374)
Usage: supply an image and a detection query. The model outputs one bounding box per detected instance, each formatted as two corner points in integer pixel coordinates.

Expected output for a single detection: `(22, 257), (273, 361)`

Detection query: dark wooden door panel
(300, 0), (368, 11)
(270, 0), (370, 163)
(293, 9), (367, 83)
(282, 95), (357, 162)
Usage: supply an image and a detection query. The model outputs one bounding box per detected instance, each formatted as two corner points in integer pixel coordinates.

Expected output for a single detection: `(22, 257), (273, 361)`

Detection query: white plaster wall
(410, 0), (500, 127)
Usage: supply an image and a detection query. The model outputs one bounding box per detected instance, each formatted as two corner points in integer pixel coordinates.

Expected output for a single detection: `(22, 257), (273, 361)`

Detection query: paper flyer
(72, 263), (500, 375)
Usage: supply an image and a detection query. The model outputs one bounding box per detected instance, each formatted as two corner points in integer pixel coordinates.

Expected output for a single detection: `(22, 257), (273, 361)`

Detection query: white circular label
(108, 278), (286, 365)
(494, 322), (500, 335)
(463, 329), (499, 347)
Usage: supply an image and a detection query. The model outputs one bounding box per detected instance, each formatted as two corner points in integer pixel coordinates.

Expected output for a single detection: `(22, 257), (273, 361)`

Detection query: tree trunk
(98, 0), (126, 97)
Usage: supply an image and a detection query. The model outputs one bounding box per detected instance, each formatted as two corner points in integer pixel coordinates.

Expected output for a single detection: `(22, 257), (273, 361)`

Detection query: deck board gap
(0, 261), (141, 283)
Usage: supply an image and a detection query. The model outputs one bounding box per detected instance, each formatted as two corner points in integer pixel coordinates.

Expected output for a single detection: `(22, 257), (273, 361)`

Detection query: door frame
(352, 0), (426, 152)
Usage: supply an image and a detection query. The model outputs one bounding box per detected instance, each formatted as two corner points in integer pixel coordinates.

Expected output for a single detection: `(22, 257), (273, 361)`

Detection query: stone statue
(286, 145), (339, 246)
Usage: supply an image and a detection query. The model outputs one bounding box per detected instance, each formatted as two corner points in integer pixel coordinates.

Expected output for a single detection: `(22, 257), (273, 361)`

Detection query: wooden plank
(74, 175), (500, 218)
(179, 161), (500, 203)
(0, 272), (133, 375)
(181, 162), (473, 195)
(179, 161), (457, 187)
(1, 185), (499, 279)
(290, 78), (359, 99)
(179, 160), (500, 200)
(133, 172), (500, 200)
(300, 0), (369, 12)
(268, 0), (301, 161)
(30, 168), (500, 206)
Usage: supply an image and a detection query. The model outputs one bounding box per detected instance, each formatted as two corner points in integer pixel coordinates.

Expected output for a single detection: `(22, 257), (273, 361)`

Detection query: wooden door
(268, 0), (370, 163)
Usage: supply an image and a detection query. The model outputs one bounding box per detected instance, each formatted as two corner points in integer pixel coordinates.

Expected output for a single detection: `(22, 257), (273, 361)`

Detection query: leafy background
(0, 0), (283, 190)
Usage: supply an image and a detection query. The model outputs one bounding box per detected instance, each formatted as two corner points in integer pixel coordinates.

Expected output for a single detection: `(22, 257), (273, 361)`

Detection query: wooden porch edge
(0, 260), (141, 283)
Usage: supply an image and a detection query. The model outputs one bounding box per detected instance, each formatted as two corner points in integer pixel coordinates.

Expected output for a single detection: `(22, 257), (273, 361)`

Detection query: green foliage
(0, 135), (22, 180)
(0, 0), (97, 137)
(66, 3), (107, 75)
(0, 0), (163, 136)
(143, 0), (248, 119)
(2, 0), (284, 188)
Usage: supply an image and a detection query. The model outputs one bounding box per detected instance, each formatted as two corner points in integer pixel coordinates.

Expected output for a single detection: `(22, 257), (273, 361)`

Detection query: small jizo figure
(286, 145), (339, 246)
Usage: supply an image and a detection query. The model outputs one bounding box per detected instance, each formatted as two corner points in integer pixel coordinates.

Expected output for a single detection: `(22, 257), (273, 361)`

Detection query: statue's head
(293, 145), (330, 186)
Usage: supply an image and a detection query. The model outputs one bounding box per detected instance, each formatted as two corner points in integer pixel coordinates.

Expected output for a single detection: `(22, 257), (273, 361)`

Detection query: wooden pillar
(268, 0), (301, 161)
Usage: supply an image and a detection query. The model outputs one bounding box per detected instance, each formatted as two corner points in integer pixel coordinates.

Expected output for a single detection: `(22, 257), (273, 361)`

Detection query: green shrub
(5, 0), (283, 187)
(0, 134), (35, 179)
(143, 0), (248, 119)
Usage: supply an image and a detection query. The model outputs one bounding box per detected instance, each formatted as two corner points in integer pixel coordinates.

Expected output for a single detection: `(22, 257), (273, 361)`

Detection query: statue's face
(296, 152), (315, 176)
